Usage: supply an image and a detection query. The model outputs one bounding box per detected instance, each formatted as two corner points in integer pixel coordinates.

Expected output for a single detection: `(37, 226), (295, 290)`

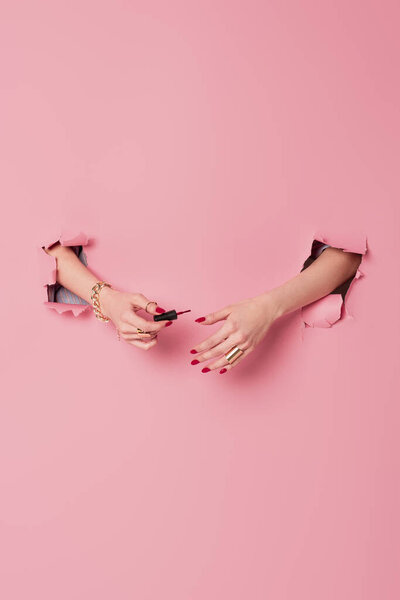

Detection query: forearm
(45, 243), (98, 304)
(266, 247), (361, 318)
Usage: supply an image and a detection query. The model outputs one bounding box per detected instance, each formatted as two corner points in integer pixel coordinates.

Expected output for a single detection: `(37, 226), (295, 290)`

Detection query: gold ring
(145, 301), (157, 314)
(225, 346), (244, 364)
(136, 328), (152, 338)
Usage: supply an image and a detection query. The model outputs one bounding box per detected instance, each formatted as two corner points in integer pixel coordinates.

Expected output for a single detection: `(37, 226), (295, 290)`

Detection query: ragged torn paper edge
(301, 232), (367, 329)
(39, 231), (91, 317)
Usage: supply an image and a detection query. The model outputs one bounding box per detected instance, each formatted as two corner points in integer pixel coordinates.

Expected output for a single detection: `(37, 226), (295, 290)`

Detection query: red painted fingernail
(190, 349), (197, 354)
(165, 321), (173, 327)
(156, 306), (166, 313)
(219, 368), (227, 374)
(201, 367), (210, 373)
(195, 317), (206, 323)
(191, 359), (199, 365)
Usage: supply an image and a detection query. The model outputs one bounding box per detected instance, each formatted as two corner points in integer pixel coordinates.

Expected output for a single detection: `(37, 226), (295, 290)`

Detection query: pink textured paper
(1, 2), (399, 600)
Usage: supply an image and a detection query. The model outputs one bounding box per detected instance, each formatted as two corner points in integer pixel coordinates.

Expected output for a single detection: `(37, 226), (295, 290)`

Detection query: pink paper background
(1, 2), (399, 599)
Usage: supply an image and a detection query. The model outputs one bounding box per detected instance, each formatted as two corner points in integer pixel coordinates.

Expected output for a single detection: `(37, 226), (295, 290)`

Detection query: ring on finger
(145, 301), (157, 314)
(136, 327), (150, 336)
(224, 346), (244, 364)
(136, 328), (155, 339)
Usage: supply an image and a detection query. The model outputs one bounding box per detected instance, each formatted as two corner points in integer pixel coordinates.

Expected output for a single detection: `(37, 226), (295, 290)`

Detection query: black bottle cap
(153, 310), (177, 322)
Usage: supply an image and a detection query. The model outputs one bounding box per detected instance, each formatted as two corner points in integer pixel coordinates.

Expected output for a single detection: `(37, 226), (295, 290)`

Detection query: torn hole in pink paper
(40, 232), (91, 317)
(301, 235), (366, 328)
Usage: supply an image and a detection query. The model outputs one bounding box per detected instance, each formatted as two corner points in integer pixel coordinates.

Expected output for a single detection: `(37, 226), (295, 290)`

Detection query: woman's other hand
(190, 295), (280, 373)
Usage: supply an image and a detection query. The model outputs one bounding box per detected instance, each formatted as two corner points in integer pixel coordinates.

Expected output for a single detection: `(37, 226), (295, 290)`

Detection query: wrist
(256, 289), (285, 321)
(97, 286), (118, 319)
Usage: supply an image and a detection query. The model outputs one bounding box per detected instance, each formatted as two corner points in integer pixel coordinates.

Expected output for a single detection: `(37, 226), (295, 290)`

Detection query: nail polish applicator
(153, 309), (191, 322)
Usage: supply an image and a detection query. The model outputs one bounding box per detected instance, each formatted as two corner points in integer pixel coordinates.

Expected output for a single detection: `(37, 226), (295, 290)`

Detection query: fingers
(145, 302), (160, 316)
(121, 309), (166, 334)
(128, 293), (152, 310)
(120, 332), (156, 341)
(129, 293), (164, 315)
(193, 332), (248, 364)
(191, 321), (233, 355)
(191, 317), (254, 373)
(120, 331), (158, 349)
(195, 306), (231, 325)
(128, 338), (158, 351)
(206, 347), (252, 373)
(137, 296), (165, 317)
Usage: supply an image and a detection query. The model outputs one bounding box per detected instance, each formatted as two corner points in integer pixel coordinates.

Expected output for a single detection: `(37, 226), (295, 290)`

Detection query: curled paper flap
(42, 231), (90, 250)
(302, 294), (344, 328)
(44, 301), (90, 317)
(40, 231), (91, 317)
(313, 232), (367, 255)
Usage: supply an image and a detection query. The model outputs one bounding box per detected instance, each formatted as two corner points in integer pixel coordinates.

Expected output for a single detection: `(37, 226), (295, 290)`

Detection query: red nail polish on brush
(191, 359), (199, 365)
(195, 317), (206, 323)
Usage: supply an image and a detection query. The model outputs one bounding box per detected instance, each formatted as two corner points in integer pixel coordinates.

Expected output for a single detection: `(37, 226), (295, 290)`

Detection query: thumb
(196, 306), (231, 325)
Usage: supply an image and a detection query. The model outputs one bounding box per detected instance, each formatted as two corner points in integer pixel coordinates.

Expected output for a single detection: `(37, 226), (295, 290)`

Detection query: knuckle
(239, 338), (250, 350)
(226, 321), (236, 334)
(235, 332), (246, 345)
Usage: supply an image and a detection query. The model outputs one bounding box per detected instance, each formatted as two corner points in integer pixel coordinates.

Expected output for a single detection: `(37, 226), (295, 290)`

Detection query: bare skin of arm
(269, 247), (361, 317)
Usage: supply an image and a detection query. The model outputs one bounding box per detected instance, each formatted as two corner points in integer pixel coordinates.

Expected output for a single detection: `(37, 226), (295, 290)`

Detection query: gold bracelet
(91, 281), (112, 322)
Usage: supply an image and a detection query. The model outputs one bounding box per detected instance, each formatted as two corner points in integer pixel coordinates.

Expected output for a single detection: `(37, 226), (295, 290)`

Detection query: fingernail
(165, 321), (173, 327)
(195, 317), (206, 323)
(156, 306), (166, 313)
(190, 349), (197, 354)
(219, 368), (227, 374)
(191, 359), (199, 365)
(201, 367), (210, 373)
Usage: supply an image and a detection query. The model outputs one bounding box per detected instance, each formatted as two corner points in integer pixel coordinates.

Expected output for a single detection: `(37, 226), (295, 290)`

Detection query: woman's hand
(190, 247), (362, 373)
(43, 243), (173, 351)
(190, 294), (280, 373)
(100, 288), (170, 350)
